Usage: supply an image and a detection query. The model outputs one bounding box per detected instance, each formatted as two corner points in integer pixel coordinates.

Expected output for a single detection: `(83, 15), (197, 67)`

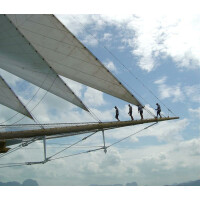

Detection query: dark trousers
(115, 114), (120, 121)
(129, 112), (134, 120)
(140, 111), (143, 119)
(157, 110), (162, 118)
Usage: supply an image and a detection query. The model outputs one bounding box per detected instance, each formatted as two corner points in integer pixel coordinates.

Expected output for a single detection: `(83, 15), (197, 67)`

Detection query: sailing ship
(0, 14), (178, 166)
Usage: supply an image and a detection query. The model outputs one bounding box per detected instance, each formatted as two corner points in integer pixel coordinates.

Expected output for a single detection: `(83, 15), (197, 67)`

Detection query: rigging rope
(49, 147), (103, 162)
(47, 130), (99, 160)
(107, 122), (158, 149)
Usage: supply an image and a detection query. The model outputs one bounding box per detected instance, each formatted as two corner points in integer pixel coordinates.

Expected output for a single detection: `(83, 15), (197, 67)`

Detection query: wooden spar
(0, 117), (179, 140)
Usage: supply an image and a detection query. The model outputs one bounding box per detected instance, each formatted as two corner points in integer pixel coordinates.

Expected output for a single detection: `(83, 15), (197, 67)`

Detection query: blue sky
(0, 2), (200, 187)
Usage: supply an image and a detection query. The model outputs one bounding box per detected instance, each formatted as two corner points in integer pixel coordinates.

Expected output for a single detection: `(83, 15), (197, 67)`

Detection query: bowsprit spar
(0, 14), (179, 167)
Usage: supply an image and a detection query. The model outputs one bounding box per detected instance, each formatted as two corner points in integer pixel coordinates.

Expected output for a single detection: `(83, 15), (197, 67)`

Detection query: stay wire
(49, 147), (103, 162)
(0, 163), (27, 169)
(47, 130), (99, 159)
(71, 16), (176, 117)
(86, 106), (102, 123)
(0, 162), (26, 166)
(107, 122), (158, 149)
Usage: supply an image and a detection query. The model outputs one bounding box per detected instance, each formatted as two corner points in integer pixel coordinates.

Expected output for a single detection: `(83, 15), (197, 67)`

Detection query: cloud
(154, 76), (167, 85)
(154, 77), (184, 102)
(106, 118), (188, 143)
(128, 13), (200, 71)
(184, 85), (200, 103)
(88, 108), (113, 121)
(0, 69), (21, 87)
(176, 138), (200, 156)
(1, 122), (198, 186)
(61, 76), (84, 98)
(103, 60), (117, 72)
(83, 87), (106, 108)
(102, 33), (112, 41)
(58, 13), (200, 72)
(154, 77), (200, 104)
(82, 34), (99, 47)
(189, 107), (200, 119)
(141, 118), (189, 142)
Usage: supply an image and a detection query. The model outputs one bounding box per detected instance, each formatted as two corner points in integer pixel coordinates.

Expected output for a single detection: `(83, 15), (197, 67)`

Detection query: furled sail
(6, 14), (142, 106)
(0, 75), (32, 119)
(0, 15), (88, 111)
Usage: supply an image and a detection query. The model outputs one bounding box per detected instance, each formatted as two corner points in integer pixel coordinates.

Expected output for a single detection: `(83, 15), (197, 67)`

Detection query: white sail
(0, 15), (88, 111)
(6, 14), (142, 106)
(0, 75), (32, 119)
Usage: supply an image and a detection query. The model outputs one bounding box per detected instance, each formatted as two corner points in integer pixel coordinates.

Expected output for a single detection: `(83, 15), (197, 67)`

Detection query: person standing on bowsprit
(155, 103), (162, 118)
(128, 104), (134, 120)
(114, 106), (120, 121)
(138, 105), (144, 120)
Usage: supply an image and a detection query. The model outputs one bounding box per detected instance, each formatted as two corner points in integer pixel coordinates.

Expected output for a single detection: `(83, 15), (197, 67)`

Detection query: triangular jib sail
(0, 75), (32, 119)
(6, 14), (142, 106)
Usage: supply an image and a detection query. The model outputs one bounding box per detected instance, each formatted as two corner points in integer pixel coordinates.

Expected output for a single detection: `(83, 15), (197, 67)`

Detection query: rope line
(49, 147), (103, 161)
(0, 164), (26, 169)
(47, 130), (99, 159)
(107, 122), (158, 148)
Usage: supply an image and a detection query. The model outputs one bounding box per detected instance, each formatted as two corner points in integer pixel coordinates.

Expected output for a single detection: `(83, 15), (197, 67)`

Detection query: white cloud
(81, 34), (98, 47)
(0, 69), (21, 87)
(189, 107), (200, 119)
(102, 33), (112, 41)
(184, 85), (200, 103)
(103, 60), (117, 72)
(88, 108), (113, 121)
(61, 76), (84, 98)
(127, 13), (200, 71)
(155, 77), (200, 104)
(142, 118), (189, 142)
(106, 118), (188, 143)
(1, 134), (200, 186)
(154, 77), (184, 102)
(176, 138), (200, 156)
(83, 87), (106, 108)
(154, 76), (167, 85)
(58, 12), (200, 72)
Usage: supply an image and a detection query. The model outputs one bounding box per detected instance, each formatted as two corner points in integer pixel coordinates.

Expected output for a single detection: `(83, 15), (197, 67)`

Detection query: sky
(0, 1), (200, 188)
